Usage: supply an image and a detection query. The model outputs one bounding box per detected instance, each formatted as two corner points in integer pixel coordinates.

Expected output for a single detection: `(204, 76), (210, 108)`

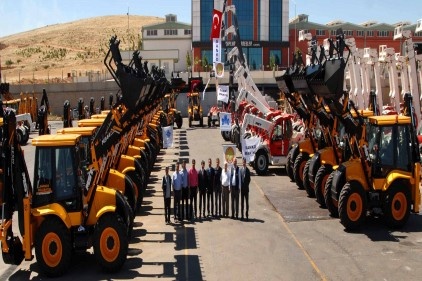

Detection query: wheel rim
(42, 232), (62, 268)
(347, 193), (363, 222)
(100, 227), (121, 262)
(257, 155), (266, 170)
(391, 192), (407, 221)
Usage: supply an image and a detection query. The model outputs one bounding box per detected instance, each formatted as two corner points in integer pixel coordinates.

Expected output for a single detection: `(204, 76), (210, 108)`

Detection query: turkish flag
(210, 9), (223, 39)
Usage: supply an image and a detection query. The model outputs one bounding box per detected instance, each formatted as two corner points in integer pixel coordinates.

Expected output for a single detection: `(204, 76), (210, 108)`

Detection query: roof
(142, 21), (191, 30)
(368, 115), (411, 125)
(57, 127), (96, 136)
(32, 134), (81, 146)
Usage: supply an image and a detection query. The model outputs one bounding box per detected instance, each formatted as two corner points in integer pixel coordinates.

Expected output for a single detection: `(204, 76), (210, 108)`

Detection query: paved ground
(1, 118), (422, 280)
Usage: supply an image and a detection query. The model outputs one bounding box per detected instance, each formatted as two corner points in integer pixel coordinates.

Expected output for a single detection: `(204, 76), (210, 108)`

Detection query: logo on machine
(222, 114), (230, 126)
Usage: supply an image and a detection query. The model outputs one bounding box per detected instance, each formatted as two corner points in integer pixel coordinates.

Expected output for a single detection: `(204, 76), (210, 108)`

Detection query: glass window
(269, 49), (281, 66)
(316, 29), (326, 36)
(184, 29), (191, 35)
(344, 30), (353, 36)
(379, 126), (394, 167)
(396, 125), (411, 171)
(356, 30), (365, 37)
(367, 30), (374, 37)
(55, 147), (76, 201)
(247, 48), (262, 70)
(164, 29), (178, 36)
(200, 0), (214, 41)
(232, 0), (254, 40)
(378, 30), (389, 37)
(269, 0), (282, 41)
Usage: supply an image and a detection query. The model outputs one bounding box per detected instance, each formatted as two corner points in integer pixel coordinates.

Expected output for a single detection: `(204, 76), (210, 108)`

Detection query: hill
(0, 15), (165, 84)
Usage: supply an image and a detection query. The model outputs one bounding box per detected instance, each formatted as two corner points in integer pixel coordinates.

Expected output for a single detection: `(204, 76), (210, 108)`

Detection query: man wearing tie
(230, 158), (240, 219)
(198, 160), (208, 219)
(240, 158), (251, 220)
(162, 166), (172, 224)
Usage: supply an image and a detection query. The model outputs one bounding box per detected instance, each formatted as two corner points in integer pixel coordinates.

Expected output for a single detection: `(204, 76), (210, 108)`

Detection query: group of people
(162, 158), (251, 224)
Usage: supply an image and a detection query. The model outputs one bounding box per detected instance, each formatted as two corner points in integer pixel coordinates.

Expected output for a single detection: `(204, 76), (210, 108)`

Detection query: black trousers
(189, 187), (198, 219)
(207, 191), (214, 215)
(164, 197), (171, 222)
(181, 187), (189, 220)
(231, 189), (239, 218)
(214, 187), (222, 216)
(199, 189), (206, 216)
(241, 190), (249, 218)
(174, 190), (182, 220)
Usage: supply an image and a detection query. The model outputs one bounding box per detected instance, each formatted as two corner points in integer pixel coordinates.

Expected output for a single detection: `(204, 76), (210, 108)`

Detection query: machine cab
(368, 115), (414, 178)
(270, 115), (293, 157)
(32, 134), (85, 211)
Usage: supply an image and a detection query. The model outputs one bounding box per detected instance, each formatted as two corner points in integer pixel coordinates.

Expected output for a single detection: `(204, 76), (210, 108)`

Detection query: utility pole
(127, 6), (130, 60)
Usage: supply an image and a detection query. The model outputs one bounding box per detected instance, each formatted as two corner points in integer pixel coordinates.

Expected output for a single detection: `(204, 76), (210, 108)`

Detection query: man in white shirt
(220, 161), (231, 217)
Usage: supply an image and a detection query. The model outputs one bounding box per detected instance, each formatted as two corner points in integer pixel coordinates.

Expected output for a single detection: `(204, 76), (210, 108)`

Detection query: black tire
(315, 165), (332, 207)
(286, 148), (295, 182)
(208, 116), (212, 127)
(293, 153), (308, 190)
(199, 116), (203, 127)
(175, 114), (182, 129)
(93, 213), (128, 273)
(35, 218), (71, 277)
(188, 117), (192, 127)
(338, 182), (367, 231)
(324, 171), (339, 217)
(303, 159), (315, 197)
(383, 184), (411, 228)
(221, 130), (231, 141)
(16, 128), (25, 145)
(254, 149), (268, 176)
(126, 170), (143, 211)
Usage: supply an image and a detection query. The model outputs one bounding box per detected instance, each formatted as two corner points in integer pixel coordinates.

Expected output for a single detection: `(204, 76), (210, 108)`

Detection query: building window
(269, 0), (282, 41)
(367, 30), (374, 37)
(247, 48), (262, 70)
(316, 29), (326, 36)
(378, 30), (389, 37)
(344, 30), (353, 36)
(356, 30), (365, 37)
(233, 0), (254, 40)
(184, 29), (191, 35)
(164, 29), (178, 36)
(147, 30), (157, 36)
(330, 30), (337, 36)
(200, 0), (214, 41)
(269, 50), (281, 67)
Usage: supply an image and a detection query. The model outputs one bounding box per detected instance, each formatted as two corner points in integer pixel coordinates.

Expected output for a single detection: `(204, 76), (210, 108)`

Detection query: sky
(0, 0), (421, 38)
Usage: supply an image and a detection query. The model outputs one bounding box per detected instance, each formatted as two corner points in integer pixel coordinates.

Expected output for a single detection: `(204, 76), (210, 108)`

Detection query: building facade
(289, 14), (422, 65)
(141, 14), (192, 75)
(192, 0), (290, 72)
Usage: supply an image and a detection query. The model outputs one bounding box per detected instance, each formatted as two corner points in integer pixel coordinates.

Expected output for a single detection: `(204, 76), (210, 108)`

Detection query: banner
(217, 85), (229, 103)
(213, 38), (222, 63)
(241, 136), (261, 162)
(210, 9), (223, 39)
(219, 112), (232, 132)
(162, 125), (173, 148)
(223, 144), (237, 166)
(214, 62), (224, 78)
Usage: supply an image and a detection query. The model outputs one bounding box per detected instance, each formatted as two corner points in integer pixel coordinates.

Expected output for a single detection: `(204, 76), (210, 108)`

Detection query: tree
(194, 56), (201, 76)
(186, 51), (192, 73)
(269, 54), (276, 77)
(202, 56), (209, 72)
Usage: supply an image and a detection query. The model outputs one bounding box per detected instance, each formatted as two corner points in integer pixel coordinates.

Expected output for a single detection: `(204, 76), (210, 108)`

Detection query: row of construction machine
(323, 25), (422, 230)
(277, 25), (421, 231)
(0, 35), (169, 277)
(1, 86), (50, 145)
(211, 1), (304, 175)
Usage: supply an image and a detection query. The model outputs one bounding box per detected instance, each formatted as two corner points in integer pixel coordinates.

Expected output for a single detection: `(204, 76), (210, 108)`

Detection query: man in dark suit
(162, 166), (172, 224)
(198, 160), (208, 219)
(206, 158), (215, 217)
(240, 158), (251, 220)
(230, 158), (240, 219)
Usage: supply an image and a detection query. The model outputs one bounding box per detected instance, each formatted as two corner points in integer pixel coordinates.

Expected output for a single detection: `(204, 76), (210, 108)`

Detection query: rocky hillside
(0, 15), (165, 84)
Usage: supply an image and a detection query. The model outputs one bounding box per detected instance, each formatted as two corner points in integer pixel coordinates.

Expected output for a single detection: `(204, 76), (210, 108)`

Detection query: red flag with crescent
(210, 9), (223, 39)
